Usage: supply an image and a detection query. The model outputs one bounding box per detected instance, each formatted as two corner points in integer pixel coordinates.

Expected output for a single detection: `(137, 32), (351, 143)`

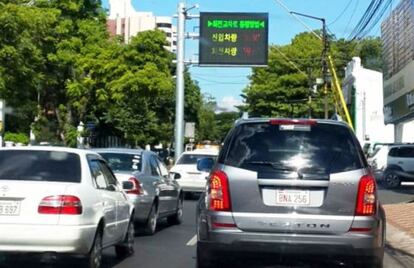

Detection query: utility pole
(174, 2), (186, 160)
(307, 68), (312, 118)
(174, 2), (199, 160)
(322, 19), (329, 119)
(290, 12), (328, 118)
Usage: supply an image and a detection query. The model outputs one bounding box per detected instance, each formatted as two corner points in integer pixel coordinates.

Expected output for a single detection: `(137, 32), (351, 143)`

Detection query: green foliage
(3, 132), (29, 145)
(0, 1), (203, 147)
(245, 32), (383, 118)
(197, 94), (219, 142)
(215, 112), (240, 141)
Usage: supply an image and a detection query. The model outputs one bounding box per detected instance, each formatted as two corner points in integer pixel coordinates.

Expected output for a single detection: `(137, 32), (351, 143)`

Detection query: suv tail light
(127, 177), (143, 195)
(38, 195), (82, 215)
(355, 175), (377, 216)
(208, 170), (231, 211)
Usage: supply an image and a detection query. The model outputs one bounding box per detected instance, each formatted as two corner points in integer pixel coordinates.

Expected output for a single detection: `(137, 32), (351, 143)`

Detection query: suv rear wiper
(245, 161), (296, 172)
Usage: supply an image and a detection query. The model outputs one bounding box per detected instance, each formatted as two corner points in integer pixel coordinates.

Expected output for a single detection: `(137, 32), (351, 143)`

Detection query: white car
(170, 149), (218, 194)
(0, 147), (135, 268)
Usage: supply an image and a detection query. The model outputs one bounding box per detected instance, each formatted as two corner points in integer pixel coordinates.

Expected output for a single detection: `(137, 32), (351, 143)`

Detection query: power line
(344, 0), (360, 37)
(273, 0), (322, 40)
(272, 46), (308, 77)
(192, 76), (247, 85)
(328, 0), (354, 26)
(348, 0), (392, 40)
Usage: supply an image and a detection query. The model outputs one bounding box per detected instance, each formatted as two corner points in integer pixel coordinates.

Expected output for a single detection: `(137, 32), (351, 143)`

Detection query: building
(381, 0), (414, 142)
(107, 0), (177, 52)
(342, 57), (394, 146)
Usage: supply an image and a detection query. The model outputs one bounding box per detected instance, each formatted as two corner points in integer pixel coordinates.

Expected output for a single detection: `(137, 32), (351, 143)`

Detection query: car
(370, 144), (414, 188)
(0, 146), (135, 268)
(93, 148), (183, 235)
(170, 149), (218, 195)
(196, 118), (385, 268)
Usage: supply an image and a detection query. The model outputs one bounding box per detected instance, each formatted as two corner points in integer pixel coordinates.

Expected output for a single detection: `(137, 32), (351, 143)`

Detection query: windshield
(224, 122), (364, 176)
(0, 150), (81, 182)
(99, 153), (142, 172)
(176, 154), (217, 165)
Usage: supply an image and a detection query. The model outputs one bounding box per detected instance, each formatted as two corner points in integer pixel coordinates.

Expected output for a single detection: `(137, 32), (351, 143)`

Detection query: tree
(244, 31), (383, 118)
(197, 94), (219, 142)
(215, 112), (240, 141)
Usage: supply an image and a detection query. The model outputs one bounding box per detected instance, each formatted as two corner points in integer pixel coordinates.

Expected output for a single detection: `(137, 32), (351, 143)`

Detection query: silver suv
(196, 119), (385, 268)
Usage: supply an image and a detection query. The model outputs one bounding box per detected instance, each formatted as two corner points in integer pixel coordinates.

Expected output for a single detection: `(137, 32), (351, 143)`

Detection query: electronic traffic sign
(199, 12), (269, 66)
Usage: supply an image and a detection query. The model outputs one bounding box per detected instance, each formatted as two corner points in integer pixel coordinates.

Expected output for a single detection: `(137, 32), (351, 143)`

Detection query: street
(0, 186), (412, 268)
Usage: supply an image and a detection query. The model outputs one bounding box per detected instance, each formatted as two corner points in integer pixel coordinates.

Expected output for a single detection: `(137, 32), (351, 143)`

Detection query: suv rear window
(223, 122), (364, 176)
(0, 150), (81, 182)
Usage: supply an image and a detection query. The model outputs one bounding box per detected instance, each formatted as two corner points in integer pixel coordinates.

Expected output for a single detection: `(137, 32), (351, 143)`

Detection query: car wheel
(384, 171), (401, 189)
(197, 244), (214, 268)
(143, 203), (158, 235)
(86, 229), (103, 268)
(355, 259), (383, 268)
(115, 219), (135, 259)
(167, 196), (183, 225)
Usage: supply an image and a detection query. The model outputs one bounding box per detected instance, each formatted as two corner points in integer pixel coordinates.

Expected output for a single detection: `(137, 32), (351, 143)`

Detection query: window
(395, 147), (414, 158)
(99, 152), (142, 172)
(0, 150), (81, 182)
(99, 161), (118, 187)
(88, 159), (108, 189)
(388, 147), (399, 157)
(177, 154), (217, 165)
(150, 156), (161, 176)
(157, 23), (172, 28)
(157, 157), (169, 177)
(223, 123), (364, 176)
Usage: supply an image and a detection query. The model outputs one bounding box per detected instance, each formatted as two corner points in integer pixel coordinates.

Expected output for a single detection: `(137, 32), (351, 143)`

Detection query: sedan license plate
(276, 190), (310, 206)
(0, 200), (21, 216)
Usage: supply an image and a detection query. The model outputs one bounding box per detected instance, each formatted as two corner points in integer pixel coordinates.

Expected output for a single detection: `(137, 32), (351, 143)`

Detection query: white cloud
(215, 96), (243, 113)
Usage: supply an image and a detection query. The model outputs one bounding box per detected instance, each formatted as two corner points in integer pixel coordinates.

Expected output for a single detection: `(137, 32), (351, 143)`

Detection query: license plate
(276, 190), (310, 206)
(0, 200), (21, 216)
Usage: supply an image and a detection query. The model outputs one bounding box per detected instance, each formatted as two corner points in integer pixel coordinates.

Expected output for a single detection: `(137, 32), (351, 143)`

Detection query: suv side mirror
(122, 181), (134, 191)
(197, 158), (215, 172)
(169, 172), (181, 180)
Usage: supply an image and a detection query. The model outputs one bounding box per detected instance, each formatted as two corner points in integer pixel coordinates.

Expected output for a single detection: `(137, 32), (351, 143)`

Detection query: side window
(99, 161), (118, 187)
(157, 157), (169, 177)
(150, 156), (161, 176)
(388, 148), (399, 157)
(397, 147), (414, 158)
(88, 158), (108, 190)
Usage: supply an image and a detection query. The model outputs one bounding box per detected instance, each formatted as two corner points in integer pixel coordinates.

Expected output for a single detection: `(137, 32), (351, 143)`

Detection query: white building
(342, 57), (394, 146)
(107, 0), (177, 52)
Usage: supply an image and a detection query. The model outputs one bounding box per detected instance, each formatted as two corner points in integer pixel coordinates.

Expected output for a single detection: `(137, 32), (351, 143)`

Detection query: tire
(197, 244), (214, 268)
(384, 170), (401, 189)
(143, 203), (158, 235)
(355, 259), (383, 268)
(86, 229), (103, 268)
(115, 219), (135, 259)
(167, 196), (183, 225)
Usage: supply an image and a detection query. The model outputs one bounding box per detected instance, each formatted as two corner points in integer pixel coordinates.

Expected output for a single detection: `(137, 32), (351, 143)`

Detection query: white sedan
(170, 149), (218, 194)
(0, 146), (135, 268)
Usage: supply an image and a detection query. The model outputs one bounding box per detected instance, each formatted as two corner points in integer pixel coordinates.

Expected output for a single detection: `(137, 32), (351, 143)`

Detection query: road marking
(186, 235), (197, 246)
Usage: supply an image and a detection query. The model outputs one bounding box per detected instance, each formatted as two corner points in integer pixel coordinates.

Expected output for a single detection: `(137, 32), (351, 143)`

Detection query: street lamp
(290, 11), (329, 119)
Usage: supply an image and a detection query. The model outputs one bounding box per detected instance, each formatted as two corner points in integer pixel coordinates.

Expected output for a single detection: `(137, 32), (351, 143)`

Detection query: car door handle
(398, 161), (404, 164)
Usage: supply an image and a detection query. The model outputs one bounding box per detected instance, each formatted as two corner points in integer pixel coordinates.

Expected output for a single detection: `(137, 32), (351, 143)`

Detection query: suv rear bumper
(198, 230), (384, 260)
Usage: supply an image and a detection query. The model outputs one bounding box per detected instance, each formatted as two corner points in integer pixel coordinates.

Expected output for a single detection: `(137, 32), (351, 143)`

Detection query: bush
(4, 132), (30, 145)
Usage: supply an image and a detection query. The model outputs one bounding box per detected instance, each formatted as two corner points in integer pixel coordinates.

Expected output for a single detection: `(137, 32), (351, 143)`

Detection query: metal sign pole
(174, 2), (186, 160)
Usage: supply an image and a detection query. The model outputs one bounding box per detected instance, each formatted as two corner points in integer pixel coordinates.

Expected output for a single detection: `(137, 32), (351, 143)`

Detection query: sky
(101, 0), (387, 112)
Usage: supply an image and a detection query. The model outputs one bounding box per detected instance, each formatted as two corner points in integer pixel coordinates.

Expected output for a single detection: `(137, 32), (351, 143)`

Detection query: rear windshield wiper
(245, 161), (296, 172)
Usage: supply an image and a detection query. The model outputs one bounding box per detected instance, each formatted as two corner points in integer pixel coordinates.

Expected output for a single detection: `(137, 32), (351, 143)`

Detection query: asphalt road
(1, 187), (413, 268)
